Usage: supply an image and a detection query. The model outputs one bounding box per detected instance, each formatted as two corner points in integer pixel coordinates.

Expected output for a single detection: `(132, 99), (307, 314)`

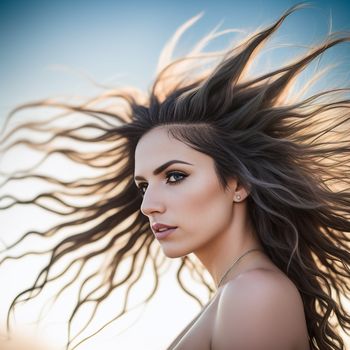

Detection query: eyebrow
(134, 160), (193, 181)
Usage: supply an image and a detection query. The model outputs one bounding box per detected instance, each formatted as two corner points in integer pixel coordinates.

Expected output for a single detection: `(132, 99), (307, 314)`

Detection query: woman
(134, 126), (310, 349)
(1, 4), (350, 350)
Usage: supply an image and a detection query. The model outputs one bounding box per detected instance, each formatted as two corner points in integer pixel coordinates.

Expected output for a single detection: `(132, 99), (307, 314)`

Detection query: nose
(140, 185), (166, 217)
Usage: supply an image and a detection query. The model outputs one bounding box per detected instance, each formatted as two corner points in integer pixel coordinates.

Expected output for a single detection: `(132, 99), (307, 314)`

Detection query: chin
(160, 244), (191, 259)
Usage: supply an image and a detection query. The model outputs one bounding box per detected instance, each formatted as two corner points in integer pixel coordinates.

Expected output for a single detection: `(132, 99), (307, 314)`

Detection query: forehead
(134, 127), (210, 173)
(135, 127), (188, 157)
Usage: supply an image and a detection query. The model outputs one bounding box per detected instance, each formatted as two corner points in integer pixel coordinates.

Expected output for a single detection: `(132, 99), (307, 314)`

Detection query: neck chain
(217, 248), (262, 288)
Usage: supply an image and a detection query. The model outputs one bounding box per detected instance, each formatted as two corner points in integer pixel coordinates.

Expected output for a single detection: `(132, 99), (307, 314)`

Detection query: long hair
(1, 4), (350, 350)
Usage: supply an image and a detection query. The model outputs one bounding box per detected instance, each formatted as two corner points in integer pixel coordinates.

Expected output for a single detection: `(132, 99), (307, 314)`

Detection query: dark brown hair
(1, 4), (350, 349)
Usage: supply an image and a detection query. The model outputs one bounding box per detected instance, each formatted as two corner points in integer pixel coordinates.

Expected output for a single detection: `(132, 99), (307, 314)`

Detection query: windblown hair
(1, 4), (350, 350)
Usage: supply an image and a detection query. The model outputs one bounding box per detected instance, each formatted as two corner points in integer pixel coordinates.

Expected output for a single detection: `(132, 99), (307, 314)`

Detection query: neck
(193, 203), (263, 288)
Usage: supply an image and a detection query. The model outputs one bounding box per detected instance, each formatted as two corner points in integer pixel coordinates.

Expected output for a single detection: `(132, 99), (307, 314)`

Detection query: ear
(227, 177), (250, 202)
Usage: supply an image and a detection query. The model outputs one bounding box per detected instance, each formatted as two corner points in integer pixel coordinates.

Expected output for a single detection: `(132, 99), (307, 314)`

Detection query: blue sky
(1, 0), (349, 114)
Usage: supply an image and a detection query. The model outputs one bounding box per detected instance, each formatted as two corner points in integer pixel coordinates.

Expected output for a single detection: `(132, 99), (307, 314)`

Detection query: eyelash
(137, 171), (188, 196)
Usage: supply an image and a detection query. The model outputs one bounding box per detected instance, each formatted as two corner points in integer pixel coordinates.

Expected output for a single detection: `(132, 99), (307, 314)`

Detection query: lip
(151, 223), (178, 240)
(154, 227), (177, 240)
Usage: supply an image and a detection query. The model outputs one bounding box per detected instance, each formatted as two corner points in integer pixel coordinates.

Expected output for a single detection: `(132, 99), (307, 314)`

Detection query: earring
(235, 194), (241, 201)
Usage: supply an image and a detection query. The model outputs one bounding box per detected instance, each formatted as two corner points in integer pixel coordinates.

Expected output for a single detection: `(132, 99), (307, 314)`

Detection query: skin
(134, 126), (310, 349)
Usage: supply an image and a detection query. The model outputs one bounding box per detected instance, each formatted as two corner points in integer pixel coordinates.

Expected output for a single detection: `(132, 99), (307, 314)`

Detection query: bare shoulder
(212, 268), (309, 350)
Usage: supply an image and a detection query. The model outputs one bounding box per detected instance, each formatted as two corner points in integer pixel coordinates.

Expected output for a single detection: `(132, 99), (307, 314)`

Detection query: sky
(1, 0), (350, 349)
(1, 0), (350, 112)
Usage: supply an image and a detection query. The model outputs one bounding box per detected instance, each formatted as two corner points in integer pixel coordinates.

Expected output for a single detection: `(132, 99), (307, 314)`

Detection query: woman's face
(134, 126), (237, 258)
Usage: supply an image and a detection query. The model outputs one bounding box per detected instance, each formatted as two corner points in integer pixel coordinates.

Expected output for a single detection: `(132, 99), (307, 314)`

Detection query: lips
(152, 223), (177, 233)
(151, 223), (178, 239)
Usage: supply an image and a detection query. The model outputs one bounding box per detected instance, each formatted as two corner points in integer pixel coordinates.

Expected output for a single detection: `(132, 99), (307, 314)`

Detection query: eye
(166, 171), (187, 184)
(136, 171), (188, 196)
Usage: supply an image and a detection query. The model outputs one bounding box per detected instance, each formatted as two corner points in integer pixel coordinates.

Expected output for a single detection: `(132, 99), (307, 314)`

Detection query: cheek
(179, 176), (233, 234)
